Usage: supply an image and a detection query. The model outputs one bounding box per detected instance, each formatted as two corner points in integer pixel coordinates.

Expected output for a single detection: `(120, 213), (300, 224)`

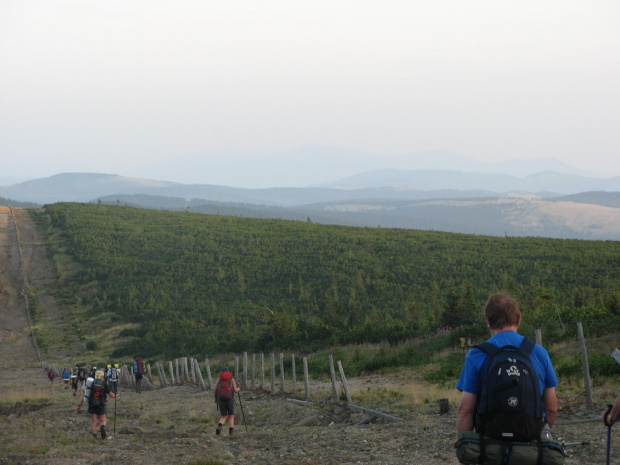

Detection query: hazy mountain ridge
(132, 145), (610, 188)
(2, 171), (619, 239)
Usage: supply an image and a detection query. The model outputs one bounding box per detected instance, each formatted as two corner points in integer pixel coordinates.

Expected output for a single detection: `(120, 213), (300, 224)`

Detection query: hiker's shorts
(219, 399), (235, 416)
(88, 404), (107, 416)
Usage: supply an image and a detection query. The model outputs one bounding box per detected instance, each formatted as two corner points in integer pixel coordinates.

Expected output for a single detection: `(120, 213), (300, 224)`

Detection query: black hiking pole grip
(237, 391), (248, 432)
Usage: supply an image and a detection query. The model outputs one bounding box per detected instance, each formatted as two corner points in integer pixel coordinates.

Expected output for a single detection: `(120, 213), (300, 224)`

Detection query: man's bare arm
(456, 391), (477, 438)
(542, 387), (558, 428)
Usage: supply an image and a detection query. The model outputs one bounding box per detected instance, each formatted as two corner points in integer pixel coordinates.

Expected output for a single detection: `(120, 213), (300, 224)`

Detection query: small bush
(86, 340), (98, 351)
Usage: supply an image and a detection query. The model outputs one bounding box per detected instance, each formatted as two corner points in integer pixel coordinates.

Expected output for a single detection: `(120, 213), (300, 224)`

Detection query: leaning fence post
(260, 353), (265, 390)
(328, 355), (338, 402)
(175, 359), (180, 384)
(337, 360), (353, 405)
(577, 322), (594, 408)
(194, 358), (206, 391)
(160, 362), (169, 386)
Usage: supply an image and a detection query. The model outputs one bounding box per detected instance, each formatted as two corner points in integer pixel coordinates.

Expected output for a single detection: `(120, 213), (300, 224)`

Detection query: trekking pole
(236, 391), (248, 432)
(114, 395), (117, 434)
(605, 404), (613, 465)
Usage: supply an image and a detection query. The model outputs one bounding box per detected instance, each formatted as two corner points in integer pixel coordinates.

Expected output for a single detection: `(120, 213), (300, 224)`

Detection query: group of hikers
(46, 292), (620, 463)
(455, 293), (620, 465)
(52, 355), (242, 440)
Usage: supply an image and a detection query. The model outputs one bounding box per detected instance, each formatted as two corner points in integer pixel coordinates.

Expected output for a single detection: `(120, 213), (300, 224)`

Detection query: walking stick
(605, 404), (613, 465)
(114, 394), (117, 434)
(237, 391), (248, 432)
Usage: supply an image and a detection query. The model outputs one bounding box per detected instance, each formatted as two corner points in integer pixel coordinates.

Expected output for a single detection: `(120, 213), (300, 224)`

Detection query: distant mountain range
(130, 145), (611, 188)
(1, 171), (618, 240)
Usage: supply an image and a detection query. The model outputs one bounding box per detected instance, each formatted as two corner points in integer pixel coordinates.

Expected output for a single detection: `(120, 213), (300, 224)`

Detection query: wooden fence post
(303, 356), (309, 401)
(205, 358), (213, 390)
(175, 359), (180, 384)
(270, 353), (276, 394)
(160, 362), (169, 386)
(328, 355), (338, 402)
(279, 352), (285, 394)
(155, 362), (165, 387)
(243, 352), (248, 390)
(193, 358), (206, 391)
(146, 363), (154, 384)
(252, 353), (256, 389)
(337, 360), (352, 404)
(260, 353), (265, 389)
(183, 357), (190, 383)
(167, 361), (175, 385)
(535, 328), (543, 346)
(291, 353), (297, 397)
(577, 322), (594, 408)
(190, 358), (197, 385)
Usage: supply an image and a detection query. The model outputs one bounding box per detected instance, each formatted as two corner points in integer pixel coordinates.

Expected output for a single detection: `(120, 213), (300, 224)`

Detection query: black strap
(536, 438), (543, 465)
(478, 431), (487, 464)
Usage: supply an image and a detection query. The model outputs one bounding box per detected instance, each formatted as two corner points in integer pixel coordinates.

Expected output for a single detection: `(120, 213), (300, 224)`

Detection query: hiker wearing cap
(214, 367), (240, 436)
(76, 369), (118, 439)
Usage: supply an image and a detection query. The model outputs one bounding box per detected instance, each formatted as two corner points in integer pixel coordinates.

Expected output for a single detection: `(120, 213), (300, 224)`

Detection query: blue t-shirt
(456, 330), (558, 397)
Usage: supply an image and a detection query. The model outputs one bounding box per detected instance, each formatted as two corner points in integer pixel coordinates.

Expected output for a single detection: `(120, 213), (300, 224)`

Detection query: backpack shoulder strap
(519, 337), (536, 356)
(472, 342), (498, 357)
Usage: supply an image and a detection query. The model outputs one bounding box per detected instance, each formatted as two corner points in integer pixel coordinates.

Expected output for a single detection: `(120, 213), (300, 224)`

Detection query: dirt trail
(0, 207), (617, 464)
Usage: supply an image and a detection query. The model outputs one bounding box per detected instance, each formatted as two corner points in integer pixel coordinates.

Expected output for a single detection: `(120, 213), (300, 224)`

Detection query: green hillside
(40, 203), (620, 358)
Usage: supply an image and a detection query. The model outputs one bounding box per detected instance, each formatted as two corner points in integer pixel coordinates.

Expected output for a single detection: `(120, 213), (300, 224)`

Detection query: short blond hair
(95, 370), (104, 379)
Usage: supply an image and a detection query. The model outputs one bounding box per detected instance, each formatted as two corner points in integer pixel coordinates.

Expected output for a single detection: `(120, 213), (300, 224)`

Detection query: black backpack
(89, 378), (106, 408)
(474, 338), (544, 442)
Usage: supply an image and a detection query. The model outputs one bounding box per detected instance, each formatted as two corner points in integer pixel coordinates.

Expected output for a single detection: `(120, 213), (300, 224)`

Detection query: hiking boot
(215, 425), (222, 436)
(229, 428), (234, 436)
(91, 432), (98, 438)
(100, 425), (106, 439)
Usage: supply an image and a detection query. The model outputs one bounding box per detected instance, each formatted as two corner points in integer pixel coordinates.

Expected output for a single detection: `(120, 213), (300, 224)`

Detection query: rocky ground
(1, 207), (619, 465)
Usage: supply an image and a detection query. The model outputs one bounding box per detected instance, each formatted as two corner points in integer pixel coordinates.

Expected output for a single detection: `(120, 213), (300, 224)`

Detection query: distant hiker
(47, 369), (56, 384)
(107, 363), (119, 394)
(214, 367), (240, 436)
(455, 293), (559, 465)
(62, 367), (71, 389)
(76, 365), (88, 391)
(76, 369), (118, 439)
(133, 357), (144, 393)
(71, 369), (78, 396)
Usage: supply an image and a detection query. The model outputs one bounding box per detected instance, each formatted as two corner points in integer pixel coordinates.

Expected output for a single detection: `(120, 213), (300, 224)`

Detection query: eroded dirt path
(0, 206), (39, 366)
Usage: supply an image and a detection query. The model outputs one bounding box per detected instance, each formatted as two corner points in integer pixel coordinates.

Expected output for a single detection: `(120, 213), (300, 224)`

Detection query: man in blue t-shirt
(456, 294), (559, 449)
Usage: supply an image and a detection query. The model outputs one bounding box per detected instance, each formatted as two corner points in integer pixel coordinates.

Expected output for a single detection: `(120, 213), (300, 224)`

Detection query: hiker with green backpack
(76, 369), (118, 439)
(455, 293), (564, 464)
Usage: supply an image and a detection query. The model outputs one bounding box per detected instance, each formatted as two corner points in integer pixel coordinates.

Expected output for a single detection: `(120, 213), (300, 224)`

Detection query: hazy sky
(2, 0), (619, 179)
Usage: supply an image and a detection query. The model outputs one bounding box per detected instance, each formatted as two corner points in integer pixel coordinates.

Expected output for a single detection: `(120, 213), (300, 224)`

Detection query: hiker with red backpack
(76, 369), (118, 439)
(214, 367), (240, 436)
(455, 293), (562, 465)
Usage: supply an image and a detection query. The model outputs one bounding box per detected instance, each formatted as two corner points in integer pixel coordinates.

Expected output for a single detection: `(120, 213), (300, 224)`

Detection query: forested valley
(40, 203), (620, 360)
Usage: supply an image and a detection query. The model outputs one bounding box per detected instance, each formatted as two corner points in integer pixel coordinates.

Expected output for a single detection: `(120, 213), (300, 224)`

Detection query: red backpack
(89, 378), (105, 408)
(217, 372), (234, 400)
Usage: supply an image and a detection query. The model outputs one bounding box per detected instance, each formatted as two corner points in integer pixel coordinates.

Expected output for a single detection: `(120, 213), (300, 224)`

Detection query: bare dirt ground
(1, 207), (619, 465)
